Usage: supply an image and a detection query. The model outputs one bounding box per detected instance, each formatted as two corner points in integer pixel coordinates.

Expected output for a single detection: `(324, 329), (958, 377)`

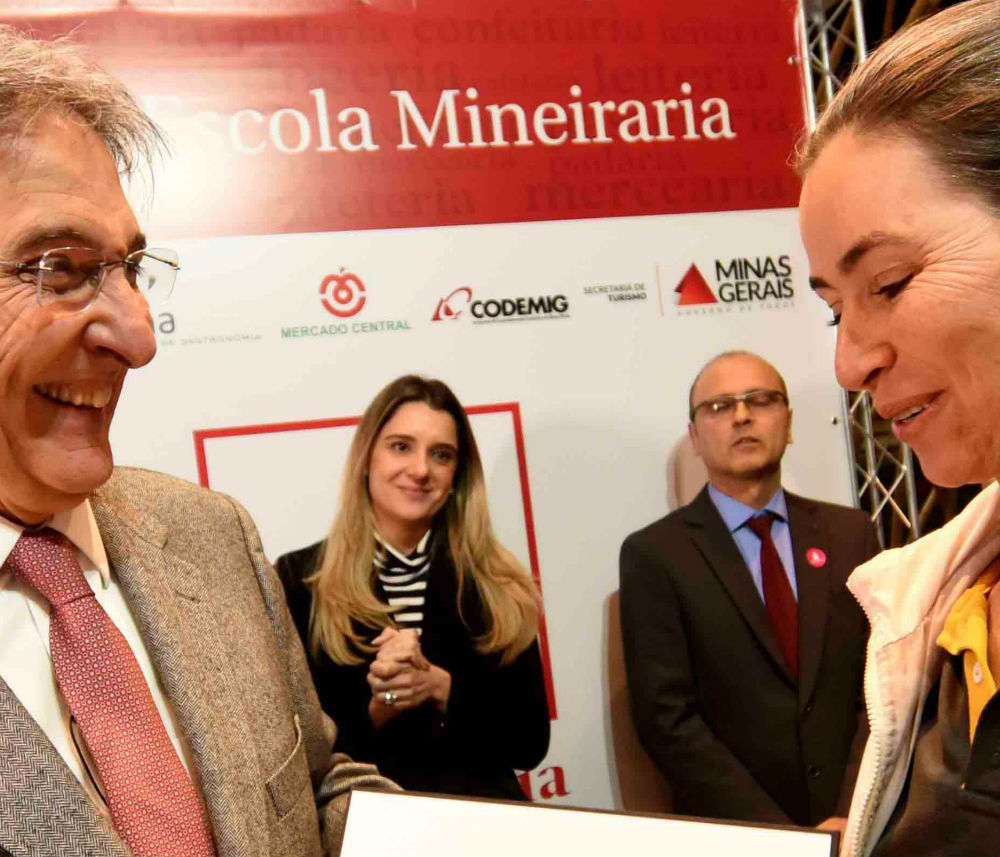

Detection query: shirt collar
(936, 558), (1000, 740)
(375, 528), (432, 563)
(707, 483), (788, 533)
(0, 499), (110, 589)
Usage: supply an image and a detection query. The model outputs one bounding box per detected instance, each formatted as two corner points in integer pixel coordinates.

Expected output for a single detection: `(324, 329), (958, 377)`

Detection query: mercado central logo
(674, 256), (795, 317)
(280, 268), (411, 339)
(432, 287), (569, 325)
(320, 268), (366, 317)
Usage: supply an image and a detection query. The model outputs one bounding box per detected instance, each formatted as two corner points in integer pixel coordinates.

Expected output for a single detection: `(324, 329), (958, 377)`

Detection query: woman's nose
(834, 312), (894, 393)
(408, 453), (430, 479)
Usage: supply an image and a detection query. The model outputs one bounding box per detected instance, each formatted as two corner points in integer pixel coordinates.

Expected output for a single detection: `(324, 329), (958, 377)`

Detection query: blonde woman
(276, 375), (550, 799)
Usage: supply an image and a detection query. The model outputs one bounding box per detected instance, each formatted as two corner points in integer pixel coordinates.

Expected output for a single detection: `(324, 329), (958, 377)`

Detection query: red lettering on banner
(539, 767), (570, 800)
(518, 766), (569, 801)
(11, 0), (803, 237)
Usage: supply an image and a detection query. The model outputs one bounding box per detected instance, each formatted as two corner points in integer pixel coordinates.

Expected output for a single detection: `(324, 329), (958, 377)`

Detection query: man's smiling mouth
(34, 383), (112, 409)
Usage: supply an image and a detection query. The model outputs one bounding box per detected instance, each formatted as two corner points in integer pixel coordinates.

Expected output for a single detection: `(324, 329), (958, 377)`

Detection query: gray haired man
(0, 27), (392, 857)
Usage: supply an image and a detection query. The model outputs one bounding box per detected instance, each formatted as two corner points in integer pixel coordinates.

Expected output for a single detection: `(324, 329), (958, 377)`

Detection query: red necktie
(4, 528), (216, 857)
(747, 514), (799, 677)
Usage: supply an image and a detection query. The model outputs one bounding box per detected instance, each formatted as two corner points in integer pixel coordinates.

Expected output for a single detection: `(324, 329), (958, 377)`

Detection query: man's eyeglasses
(0, 246), (179, 312)
(691, 389), (788, 420)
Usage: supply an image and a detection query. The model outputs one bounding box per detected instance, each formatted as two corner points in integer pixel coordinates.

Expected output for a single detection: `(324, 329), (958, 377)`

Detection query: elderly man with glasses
(0, 28), (393, 857)
(619, 350), (878, 831)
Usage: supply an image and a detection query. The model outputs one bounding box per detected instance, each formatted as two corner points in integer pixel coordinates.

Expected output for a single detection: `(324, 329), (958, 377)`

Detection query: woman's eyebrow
(837, 231), (911, 275)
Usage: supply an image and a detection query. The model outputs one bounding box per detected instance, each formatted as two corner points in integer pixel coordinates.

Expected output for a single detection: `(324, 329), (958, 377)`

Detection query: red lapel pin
(806, 548), (827, 568)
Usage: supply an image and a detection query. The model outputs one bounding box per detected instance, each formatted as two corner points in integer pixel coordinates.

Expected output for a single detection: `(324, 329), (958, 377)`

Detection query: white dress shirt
(0, 501), (199, 814)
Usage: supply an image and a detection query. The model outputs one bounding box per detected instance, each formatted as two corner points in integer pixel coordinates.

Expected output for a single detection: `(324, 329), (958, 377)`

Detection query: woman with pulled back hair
(797, 1), (1000, 854)
(276, 375), (549, 800)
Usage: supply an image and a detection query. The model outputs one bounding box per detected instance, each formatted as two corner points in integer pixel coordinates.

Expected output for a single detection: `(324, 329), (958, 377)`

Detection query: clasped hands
(367, 627), (452, 728)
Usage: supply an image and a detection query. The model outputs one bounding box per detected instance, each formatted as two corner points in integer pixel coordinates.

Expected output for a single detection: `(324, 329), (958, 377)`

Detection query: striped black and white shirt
(374, 530), (431, 635)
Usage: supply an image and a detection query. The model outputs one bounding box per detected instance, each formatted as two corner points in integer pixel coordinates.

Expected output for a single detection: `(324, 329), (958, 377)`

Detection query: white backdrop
(110, 207), (852, 809)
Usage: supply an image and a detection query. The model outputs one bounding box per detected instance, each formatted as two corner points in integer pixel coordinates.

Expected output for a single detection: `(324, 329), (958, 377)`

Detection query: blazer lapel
(0, 678), (129, 857)
(786, 493), (830, 707)
(685, 487), (794, 682)
(92, 493), (270, 857)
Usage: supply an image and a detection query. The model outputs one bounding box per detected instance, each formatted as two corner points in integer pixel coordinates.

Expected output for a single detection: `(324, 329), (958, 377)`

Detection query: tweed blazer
(0, 467), (395, 857)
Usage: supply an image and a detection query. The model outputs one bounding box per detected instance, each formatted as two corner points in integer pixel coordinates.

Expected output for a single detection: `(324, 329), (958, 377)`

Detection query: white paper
(339, 789), (835, 857)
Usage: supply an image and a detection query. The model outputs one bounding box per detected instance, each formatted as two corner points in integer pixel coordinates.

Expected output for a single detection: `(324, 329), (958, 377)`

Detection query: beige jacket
(0, 467), (396, 857)
(843, 482), (1000, 857)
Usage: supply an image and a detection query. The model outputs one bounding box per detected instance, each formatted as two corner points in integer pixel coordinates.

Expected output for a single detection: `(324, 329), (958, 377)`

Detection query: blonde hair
(309, 375), (541, 666)
(796, 0), (1000, 210)
(0, 26), (162, 176)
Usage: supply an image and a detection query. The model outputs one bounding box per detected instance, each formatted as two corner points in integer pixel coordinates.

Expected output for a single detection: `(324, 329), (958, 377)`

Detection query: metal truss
(796, 0), (921, 548)
(797, 0), (867, 121)
(843, 392), (920, 547)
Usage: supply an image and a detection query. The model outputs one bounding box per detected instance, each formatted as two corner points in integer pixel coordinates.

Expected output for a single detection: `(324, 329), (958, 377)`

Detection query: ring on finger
(383, 690), (398, 707)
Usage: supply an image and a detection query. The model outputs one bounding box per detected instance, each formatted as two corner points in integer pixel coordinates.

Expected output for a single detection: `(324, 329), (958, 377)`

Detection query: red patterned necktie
(747, 514), (799, 677)
(4, 528), (216, 857)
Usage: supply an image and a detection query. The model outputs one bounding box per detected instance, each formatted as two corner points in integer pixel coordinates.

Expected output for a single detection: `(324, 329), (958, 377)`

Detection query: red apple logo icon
(320, 268), (366, 317)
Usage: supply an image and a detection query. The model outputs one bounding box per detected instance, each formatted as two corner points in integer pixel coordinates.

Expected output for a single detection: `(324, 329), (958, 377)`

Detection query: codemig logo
(432, 287), (569, 324)
(674, 255), (795, 316)
(432, 287), (473, 321)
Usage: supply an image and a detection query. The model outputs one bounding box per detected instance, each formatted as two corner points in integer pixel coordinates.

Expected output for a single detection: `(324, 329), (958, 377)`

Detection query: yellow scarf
(937, 558), (1000, 741)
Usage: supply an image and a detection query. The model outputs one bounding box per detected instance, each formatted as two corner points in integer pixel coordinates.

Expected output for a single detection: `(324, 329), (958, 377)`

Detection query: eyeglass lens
(702, 390), (786, 416)
(37, 247), (178, 309)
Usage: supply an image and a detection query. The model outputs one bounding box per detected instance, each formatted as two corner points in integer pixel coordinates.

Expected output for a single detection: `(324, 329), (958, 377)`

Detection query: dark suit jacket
(619, 486), (878, 826)
(276, 538), (550, 802)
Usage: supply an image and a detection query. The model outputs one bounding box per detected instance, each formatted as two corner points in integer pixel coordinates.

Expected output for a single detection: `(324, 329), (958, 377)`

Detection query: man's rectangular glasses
(692, 389), (788, 420)
(0, 246), (179, 312)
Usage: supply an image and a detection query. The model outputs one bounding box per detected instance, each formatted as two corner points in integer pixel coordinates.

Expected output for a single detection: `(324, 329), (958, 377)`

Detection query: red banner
(11, 1), (803, 238)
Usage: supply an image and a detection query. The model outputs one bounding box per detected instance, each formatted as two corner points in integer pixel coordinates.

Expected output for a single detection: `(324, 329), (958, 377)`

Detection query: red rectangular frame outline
(192, 402), (557, 719)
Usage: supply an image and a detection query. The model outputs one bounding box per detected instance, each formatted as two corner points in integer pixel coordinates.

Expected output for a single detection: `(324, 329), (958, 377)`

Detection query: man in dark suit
(620, 350), (877, 827)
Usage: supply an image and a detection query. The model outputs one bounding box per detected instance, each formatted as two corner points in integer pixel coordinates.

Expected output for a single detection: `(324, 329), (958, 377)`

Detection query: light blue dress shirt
(707, 484), (798, 602)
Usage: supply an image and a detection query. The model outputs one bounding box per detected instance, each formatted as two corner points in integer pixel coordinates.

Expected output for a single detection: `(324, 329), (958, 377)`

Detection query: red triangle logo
(674, 264), (717, 305)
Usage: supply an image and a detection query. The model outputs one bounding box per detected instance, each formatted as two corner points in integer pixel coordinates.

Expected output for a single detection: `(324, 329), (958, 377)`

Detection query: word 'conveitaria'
(226, 84), (735, 154)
